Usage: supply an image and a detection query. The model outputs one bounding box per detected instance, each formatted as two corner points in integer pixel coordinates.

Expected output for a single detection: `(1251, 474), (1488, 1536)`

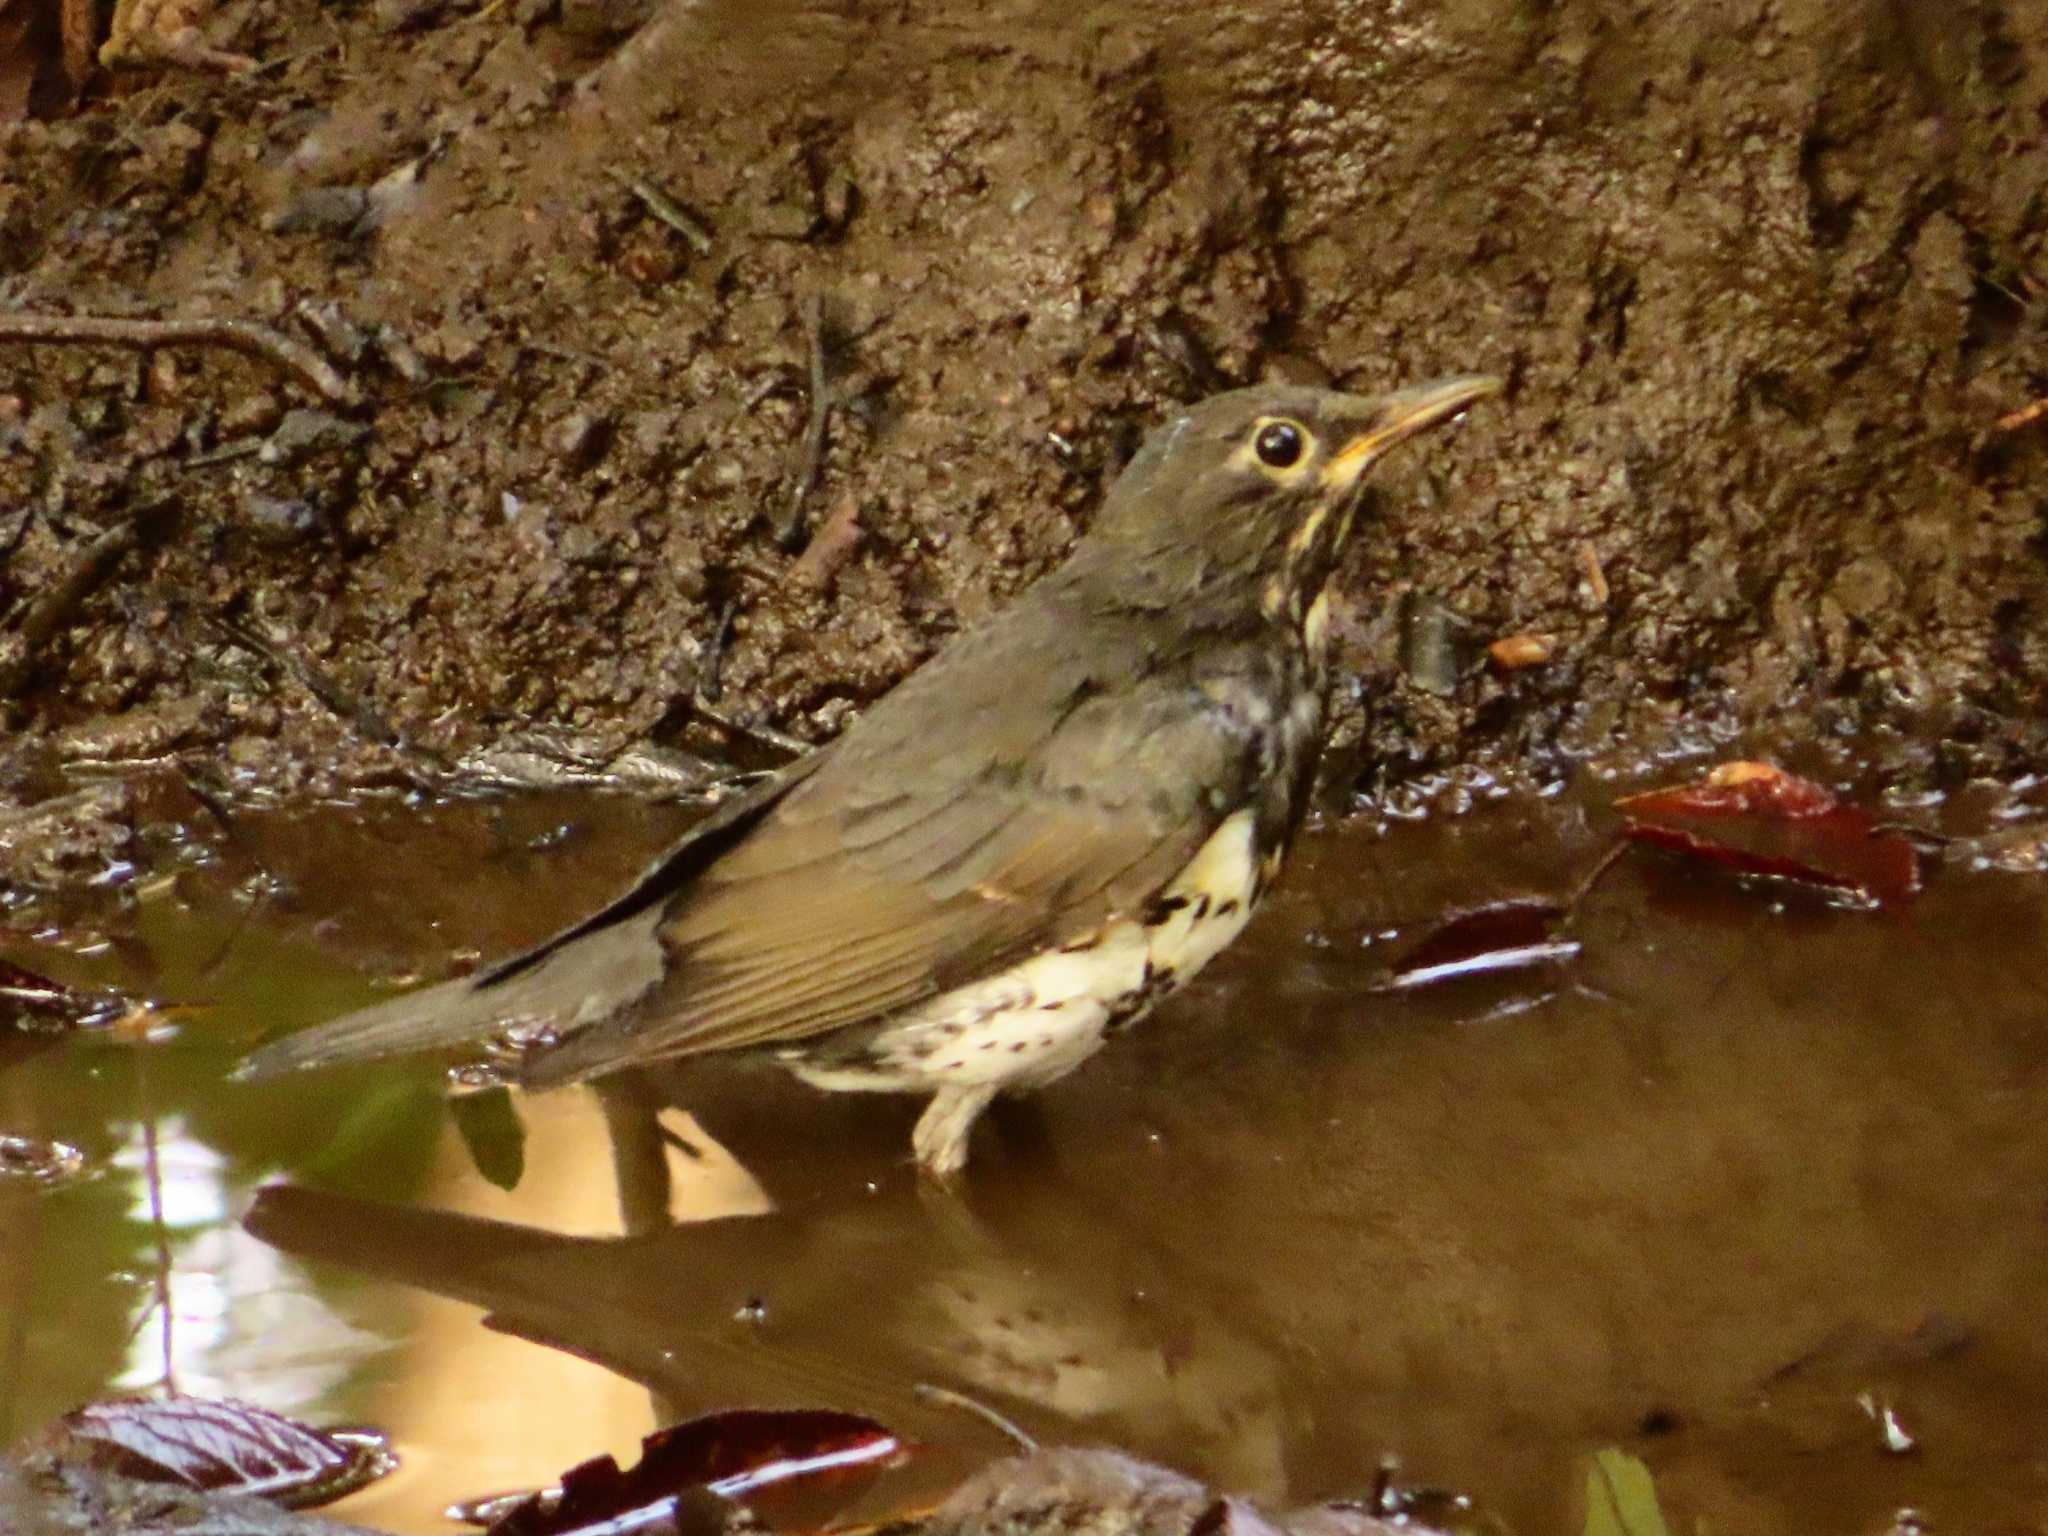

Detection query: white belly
(786, 809), (1264, 1095)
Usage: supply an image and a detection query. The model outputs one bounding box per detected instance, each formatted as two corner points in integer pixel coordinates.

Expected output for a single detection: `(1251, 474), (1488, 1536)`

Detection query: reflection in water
(109, 1117), (373, 1409)
(4, 777), (2047, 1534)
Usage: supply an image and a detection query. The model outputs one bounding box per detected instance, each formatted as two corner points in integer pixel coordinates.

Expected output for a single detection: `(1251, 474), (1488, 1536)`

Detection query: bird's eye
(1254, 420), (1306, 469)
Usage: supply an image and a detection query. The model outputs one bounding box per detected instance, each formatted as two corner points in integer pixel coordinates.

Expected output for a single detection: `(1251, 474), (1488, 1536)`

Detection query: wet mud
(1, 0), (2045, 792)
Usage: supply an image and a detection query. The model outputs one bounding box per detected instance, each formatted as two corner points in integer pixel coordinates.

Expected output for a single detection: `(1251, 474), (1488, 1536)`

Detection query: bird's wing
(234, 759), (824, 1078)
(517, 623), (1267, 1084)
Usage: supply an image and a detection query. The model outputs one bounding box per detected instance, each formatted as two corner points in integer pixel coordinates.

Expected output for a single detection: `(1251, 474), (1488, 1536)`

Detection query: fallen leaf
(478, 1408), (905, 1536)
(1376, 898), (1579, 991)
(1613, 761), (1920, 908)
(1582, 1448), (1670, 1536)
(46, 1396), (393, 1509)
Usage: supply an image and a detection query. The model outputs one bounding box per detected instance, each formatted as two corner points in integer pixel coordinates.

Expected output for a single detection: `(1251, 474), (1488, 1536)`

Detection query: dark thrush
(241, 376), (1501, 1173)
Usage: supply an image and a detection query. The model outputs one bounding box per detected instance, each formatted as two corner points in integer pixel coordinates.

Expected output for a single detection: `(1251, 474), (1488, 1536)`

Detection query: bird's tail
(234, 973), (512, 1080)
(234, 903), (671, 1081)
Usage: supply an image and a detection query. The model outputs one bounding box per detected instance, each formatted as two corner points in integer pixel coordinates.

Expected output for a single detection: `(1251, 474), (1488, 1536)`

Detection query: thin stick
(913, 1383), (1037, 1451)
(775, 294), (832, 552)
(140, 1081), (178, 1393)
(0, 311), (356, 406)
(691, 698), (809, 758)
(613, 170), (714, 254)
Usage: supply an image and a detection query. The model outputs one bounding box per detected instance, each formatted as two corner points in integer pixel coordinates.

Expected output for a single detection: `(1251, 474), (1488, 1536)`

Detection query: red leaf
(1377, 899), (1578, 991)
(50, 1396), (394, 1509)
(1614, 761), (1920, 908)
(481, 1409), (905, 1536)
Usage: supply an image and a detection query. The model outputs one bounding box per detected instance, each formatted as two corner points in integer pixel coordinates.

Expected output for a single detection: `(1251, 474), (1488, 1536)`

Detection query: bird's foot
(912, 1083), (998, 1180)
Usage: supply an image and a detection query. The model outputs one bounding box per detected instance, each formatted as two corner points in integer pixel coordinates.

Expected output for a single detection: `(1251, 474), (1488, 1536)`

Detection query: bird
(239, 375), (1501, 1175)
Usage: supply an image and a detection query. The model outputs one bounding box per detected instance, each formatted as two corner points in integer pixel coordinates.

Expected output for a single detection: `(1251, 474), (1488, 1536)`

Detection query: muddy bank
(1, 0), (2045, 799)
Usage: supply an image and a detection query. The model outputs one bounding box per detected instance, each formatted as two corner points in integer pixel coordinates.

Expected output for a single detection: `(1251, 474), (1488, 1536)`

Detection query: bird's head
(1080, 376), (1501, 635)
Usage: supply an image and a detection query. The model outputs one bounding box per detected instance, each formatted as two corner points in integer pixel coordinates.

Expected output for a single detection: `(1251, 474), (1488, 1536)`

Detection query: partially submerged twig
(0, 311), (356, 407)
(913, 1383), (1038, 1452)
(775, 293), (833, 552)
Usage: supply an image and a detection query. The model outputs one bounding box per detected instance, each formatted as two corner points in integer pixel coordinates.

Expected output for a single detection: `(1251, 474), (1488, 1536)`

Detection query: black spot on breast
(1142, 893), (1191, 926)
(1215, 898), (1241, 918)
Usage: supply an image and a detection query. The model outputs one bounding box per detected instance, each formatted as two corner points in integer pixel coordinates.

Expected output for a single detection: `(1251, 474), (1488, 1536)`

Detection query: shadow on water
(4, 769), (2046, 1533)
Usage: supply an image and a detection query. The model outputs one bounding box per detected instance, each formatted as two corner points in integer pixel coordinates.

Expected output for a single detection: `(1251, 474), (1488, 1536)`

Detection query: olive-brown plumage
(241, 376), (1500, 1173)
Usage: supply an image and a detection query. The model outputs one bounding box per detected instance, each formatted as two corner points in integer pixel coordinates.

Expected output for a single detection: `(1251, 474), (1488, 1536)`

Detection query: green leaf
(449, 1085), (526, 1191)
(1584, 1448), (1671, 1536)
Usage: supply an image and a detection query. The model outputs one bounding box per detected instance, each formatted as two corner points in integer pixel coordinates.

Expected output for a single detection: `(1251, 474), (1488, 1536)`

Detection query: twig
(690, 698), (809, 759)
(775, 293), (833, 552)
(913, 1383), (1037, 1451)
(0, 311), (357, 407)
(0, 517), (148, 700)
(612, 170), (714, 254)
(1995, 397), (2048, 433)
(1564, 838), (1631, 911)
(696, 596), (738, 702)
(205, 613), (447, 768)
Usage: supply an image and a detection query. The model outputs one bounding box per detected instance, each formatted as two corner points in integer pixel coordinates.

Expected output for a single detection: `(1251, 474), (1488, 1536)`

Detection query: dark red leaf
(1614, 761), (1920, 908)
(49, 1396), (394, 1509)
(481, 1409), (905, 1536)
(1377, 899), (1578, 991)
(0, 957), (131, 1032)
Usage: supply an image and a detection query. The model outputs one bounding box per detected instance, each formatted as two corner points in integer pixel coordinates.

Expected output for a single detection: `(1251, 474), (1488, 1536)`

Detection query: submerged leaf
(47, 1396), (394, 1509)
(478, 1408), (905, 1536)
(1614, 761), (1920, 908)
(1376, 899), (1578, 991)
(1582, 1448), (1670, 1536)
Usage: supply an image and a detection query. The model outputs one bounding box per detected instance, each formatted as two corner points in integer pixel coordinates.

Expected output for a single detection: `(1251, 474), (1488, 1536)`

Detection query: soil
(1, 0), (2046, 802)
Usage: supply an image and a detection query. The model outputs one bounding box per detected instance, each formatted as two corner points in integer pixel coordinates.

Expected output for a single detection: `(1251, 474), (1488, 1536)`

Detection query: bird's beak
(1320, 374), (1503, 491)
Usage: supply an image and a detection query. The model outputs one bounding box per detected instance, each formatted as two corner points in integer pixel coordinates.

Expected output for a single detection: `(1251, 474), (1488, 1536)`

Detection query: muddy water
(3, 769), (2046, 1533)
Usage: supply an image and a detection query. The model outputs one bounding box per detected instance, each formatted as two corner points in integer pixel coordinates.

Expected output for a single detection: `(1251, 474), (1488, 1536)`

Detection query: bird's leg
(912, 1083), (998, 1178)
